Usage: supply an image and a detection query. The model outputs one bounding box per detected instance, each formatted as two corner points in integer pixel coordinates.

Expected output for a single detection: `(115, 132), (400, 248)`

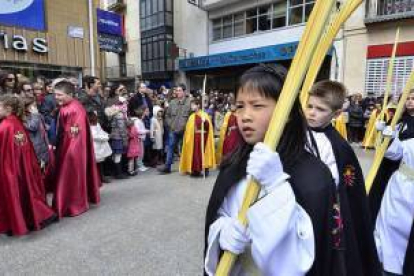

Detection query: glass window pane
(153, 0), (158, 13)
(259, 5), (271, 15)
(290, 0), (303, 6)
(141, 0), (146, 17)
(304, 3), (314, 22)
(234, 20), (244, 36)
(258, 14), (271, 31)
(213, 27), (222, 40)
(160, 59), (165, 71)
(166, 13), (173, 26)
(158, 0), (164, 11)
(223, 15), (232, 25)
(272, 16), (286, 29)
(213, 18), (221, 28)
(146, 17), (151, 29)
(154, 59), (159, 71)
(246, 8), (258, 18)
(166, 0), (172, 12)
(234, 12), (244, 21)
(274, 2), (287, 16)
(159, 41), (165, 57)
(223, 24), (232, 38)
(152, 14), (158, 27)
(146, 0), (151, 15)
(167, 59), (173, 71)
(149, 60), (153, 72)
(246, 17), (257, 34)
(305, 0), (314, 3)
(148, 43), (153, 58)
(158, 12), (164, 25)
(288, 7), (303, 25)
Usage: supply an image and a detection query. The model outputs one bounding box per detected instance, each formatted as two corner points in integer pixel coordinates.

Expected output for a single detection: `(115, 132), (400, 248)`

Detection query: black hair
(222, 63), (308, 170)
(82, 75), (99, 89)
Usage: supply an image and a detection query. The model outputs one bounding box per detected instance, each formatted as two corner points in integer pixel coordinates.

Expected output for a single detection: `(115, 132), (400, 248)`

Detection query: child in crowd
(126, 119), (141, 176)
(216, 103), (241, 164)
(0, 95), (56, 236)
(370, 90), (414, 276)
(142, 107), (153, 167)
(179, 99), (215, 177)
(150, 106), (164, 166)
(132, 107), (149, 172)
(304, 80), (381, 275)
(106, 96), (129, 179)
(88, 109), (112, 183)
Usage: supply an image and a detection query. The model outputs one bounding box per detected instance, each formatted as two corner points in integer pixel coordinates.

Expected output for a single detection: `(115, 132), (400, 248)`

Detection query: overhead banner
(97, 8), (123, 36)
(0, 0), (46, 31)
(98, 33), (123, 53)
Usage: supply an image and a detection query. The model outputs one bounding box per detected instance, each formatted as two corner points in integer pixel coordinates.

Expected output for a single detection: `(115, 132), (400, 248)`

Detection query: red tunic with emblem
(0, 115), (56, 235)
(52, 100), (101, 218)
(222, 113), (241, 157)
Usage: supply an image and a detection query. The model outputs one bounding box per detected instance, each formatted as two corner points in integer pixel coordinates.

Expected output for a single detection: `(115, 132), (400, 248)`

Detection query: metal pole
(88, 0), (96, 76)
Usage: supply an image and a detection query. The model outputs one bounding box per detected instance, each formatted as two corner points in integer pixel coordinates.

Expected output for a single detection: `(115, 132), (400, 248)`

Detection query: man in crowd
(128, 82), (153, 117)
(158, 83), (191, 174)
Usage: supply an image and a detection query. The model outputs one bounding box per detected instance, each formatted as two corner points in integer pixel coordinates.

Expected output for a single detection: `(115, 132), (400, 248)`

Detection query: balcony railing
(105, 65), (135, 79)
(366, 0), (414, 23)
(107, 0), (126, 12)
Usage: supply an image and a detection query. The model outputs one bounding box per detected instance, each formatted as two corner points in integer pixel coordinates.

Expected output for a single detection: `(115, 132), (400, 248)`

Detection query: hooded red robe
(52, 99), (101, 218)
(0, 115), (56, 236)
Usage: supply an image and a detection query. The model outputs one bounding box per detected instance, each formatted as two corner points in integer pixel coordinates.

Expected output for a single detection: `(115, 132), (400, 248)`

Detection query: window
(223, 16), (233, 38)
(365, 56), (414, 97)
(246, 8), (258, 34)
(273, 2), (287, 28)
(258, 5), (271, 31)
(234, 12), (245, 36)
(288, 0), (315, 26)
(213, 18), (222, 41)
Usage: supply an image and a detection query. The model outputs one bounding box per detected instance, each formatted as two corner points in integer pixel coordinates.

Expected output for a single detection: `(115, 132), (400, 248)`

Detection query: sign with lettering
(179, 42), (301, 71)
(0, 30), (48, 53)
(0, 0), (45, 31)
(98, 33), (123, 53)
(97, 9), (123, 36)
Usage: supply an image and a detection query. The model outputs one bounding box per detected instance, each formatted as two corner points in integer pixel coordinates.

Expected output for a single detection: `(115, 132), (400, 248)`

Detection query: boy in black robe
(305, 80), (381, 276)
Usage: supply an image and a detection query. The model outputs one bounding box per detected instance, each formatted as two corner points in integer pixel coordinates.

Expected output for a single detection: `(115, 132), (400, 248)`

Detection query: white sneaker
(138, 166), (148, 172)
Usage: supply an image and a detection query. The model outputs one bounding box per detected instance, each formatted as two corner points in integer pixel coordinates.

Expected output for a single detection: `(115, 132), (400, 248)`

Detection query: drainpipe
(88, 0), (96, 76)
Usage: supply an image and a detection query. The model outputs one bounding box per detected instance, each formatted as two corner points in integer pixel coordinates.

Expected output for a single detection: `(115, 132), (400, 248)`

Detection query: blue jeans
(165, 131), (184, 169)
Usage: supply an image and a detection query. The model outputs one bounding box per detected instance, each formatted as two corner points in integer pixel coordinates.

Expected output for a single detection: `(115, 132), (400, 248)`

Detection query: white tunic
(375, 137), (414, 274)
(205, 178), (315, 276)
(307, 131), (340, 186)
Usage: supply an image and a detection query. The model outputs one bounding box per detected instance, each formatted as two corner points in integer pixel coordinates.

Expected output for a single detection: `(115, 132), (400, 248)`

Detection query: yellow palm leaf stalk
(300, 0), (364, 107)
(201, 74), (207, 179)
(215, 0), (337, 274)
(363, 28), (400, 151)
(365, 68), (414, 193)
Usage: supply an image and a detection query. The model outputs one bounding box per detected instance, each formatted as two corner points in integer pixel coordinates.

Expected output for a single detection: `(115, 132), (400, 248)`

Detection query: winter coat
(347, 103), (364, 128)
(24, 113), (49, 165)
(90, 123), (112, 162)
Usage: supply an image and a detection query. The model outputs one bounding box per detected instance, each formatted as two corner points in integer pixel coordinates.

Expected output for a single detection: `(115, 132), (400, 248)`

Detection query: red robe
(222, 113), (241, 157)
(0, 115), (55, 236)
(192, 114), (210, 173)
(52, 100), (101, 218)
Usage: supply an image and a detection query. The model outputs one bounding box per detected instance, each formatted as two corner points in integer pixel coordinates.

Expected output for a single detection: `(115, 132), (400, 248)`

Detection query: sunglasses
(6, 78), (15, 82)
(24, 88), (34, 92)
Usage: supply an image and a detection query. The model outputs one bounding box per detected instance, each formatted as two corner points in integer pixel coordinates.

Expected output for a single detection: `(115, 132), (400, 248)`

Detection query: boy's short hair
(309, 80), (347, 111)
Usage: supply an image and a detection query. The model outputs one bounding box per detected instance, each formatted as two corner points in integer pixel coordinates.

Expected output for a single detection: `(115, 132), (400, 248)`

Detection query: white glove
(375, 121), (386, 131)
(247, 142), (290, 194)
(382, 126), (397, 138)
(219, 218), (250, 255)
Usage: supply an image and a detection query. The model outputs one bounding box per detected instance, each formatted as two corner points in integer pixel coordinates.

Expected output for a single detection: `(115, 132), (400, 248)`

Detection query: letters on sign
(0, 31), (48, 53)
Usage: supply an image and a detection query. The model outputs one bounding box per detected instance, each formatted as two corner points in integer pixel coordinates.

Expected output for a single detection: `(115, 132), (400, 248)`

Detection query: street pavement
(0, 146), (374, 276)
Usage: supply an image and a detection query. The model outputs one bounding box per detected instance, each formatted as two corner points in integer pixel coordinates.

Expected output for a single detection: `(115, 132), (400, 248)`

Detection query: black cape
(368, 114), (414, 276)
(205, 148), (337, 276)
(310, 125), (381, 276)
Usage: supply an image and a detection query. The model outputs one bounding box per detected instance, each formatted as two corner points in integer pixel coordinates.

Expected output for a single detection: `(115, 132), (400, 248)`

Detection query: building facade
(178, 0), (334, 92)
(101, 0), (140, 89)
(0, 0), (102, 80)
(342, 0), (414, 97)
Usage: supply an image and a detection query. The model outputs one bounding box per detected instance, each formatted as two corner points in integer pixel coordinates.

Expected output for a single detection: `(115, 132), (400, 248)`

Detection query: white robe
(204, 178), (315, 276)
(375, 137), (414, 274)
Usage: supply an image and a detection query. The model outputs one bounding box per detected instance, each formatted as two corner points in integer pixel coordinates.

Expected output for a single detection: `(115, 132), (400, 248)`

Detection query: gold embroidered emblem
(70, 124), (80, 137)
(14, 131), (27, 146)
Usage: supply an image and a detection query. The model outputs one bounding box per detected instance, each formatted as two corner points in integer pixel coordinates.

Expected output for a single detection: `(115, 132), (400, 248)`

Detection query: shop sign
(0, 0), (46, 31)
(179, 42), (300, 71)
(98, 33), (123, 53)
(97, 9), (123, 36)
(0, 31), (48, 53)
(68, 26), (84, 39)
